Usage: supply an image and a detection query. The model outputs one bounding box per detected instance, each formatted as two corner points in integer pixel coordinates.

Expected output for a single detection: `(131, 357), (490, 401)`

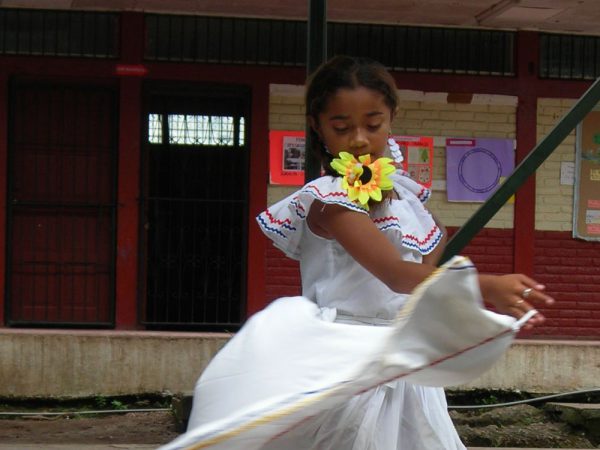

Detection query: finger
(506, 300), (534, 318)
(525, 288), (554, 306)
(517, 274), (547, 292)
(510, 306), (545, 329)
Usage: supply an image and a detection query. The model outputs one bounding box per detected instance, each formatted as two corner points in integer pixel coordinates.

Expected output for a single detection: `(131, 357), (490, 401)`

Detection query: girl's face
(310, 86), (393, 160)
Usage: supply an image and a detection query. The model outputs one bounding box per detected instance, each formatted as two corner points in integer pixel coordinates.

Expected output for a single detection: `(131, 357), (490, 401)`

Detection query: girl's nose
(350, 129), (368, 149)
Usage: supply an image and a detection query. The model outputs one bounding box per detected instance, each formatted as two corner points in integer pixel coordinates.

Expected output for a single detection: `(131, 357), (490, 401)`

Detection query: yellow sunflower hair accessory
(330, 152), (395, 210)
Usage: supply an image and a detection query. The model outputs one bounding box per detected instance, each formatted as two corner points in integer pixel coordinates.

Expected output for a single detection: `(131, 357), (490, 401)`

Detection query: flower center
(358, 165), (372, 184)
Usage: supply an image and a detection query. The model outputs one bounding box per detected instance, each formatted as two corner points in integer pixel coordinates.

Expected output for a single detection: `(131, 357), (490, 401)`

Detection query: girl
(160, 56), (554, 450)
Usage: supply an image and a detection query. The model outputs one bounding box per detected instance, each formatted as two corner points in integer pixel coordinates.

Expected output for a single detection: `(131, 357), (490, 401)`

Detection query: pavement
(0, 446), (592, 450)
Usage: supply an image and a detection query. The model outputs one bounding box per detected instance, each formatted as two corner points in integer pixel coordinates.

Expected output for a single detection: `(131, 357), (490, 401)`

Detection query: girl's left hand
(478, 274), (555, 330)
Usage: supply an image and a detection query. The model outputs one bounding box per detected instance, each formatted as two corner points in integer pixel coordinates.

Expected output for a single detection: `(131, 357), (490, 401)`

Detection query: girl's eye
(368, 124), (382, 132)
(333, 127), (349, 134)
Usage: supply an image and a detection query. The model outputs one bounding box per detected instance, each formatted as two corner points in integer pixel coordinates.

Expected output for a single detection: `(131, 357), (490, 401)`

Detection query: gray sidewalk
(0, 446), (592, 450)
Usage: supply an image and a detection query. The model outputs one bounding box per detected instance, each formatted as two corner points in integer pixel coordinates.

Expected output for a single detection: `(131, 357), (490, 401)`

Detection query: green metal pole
(439, 76), (600, 265)
(305, 0), (327, 183)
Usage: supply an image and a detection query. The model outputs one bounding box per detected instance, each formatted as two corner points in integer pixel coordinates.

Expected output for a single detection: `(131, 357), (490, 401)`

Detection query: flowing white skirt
(159, 257), (534, 450)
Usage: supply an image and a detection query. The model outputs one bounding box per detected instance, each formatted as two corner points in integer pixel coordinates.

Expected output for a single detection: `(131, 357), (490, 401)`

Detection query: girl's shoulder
(255, 175), (363, 259)
(256, 171), (439, 258)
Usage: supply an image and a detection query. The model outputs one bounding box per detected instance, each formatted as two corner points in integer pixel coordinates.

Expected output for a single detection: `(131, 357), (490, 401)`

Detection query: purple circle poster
(446, 138), (515, 202)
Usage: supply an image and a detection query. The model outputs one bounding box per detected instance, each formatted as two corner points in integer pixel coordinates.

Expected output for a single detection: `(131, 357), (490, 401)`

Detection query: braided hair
(305, 56), (399, 176)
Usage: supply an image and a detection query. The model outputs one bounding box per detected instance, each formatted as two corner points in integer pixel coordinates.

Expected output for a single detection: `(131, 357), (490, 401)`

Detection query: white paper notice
(560, 161), (575, 185)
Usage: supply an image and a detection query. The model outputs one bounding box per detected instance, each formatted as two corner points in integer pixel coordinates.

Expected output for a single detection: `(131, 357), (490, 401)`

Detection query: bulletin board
(390, 135), (434, 188)
(269, 130), (306, 185)
(574, 110), (600, 241)
(269, 132), (434, 188)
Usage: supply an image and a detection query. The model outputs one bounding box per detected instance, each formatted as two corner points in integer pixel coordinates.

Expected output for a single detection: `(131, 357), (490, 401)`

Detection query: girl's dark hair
(305, 55), (399, 175)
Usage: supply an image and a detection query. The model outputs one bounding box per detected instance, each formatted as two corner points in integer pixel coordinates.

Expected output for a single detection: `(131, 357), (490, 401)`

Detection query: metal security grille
(141, 84), (249, 330)
(329, 23), (514, 75)
(540, 33), (600, 80)
(145, 14), (514, 76)
(145, 15), (306, 66)
(0, 8), (119, 57)
(7, 81), (118, 326)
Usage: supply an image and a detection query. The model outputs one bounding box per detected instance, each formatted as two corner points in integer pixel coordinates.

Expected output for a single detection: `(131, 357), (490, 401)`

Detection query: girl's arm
(310, 201), (554, 327)
(309, 201), (436, 293)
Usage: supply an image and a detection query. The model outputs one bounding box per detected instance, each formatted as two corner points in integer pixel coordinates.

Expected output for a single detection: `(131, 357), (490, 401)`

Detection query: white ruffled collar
(257, 172), (442, 258)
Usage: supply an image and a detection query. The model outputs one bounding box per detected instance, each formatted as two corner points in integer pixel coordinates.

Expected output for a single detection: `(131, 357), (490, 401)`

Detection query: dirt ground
(0, 405), (597, 448)
(0, 412), (179, 446)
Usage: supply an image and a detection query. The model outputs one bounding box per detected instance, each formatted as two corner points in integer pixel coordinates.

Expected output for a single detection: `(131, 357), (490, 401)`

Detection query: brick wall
(533, 231), (600, 338)
(265, 228), (600, 339)
(536, 98), (577, 231)
(265, 246), (300, 303)
(264, 86), (599, 339)
(448, 227), (514, 275)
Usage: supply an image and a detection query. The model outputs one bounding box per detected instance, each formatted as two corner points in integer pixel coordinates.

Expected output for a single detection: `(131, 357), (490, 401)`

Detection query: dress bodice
(257, 171), (443, 320)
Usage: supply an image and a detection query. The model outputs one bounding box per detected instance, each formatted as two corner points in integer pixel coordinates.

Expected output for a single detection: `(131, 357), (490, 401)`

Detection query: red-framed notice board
(390, 135), (434, 188)
(269, 130), (306, 185)
(269, 132), (434, 188)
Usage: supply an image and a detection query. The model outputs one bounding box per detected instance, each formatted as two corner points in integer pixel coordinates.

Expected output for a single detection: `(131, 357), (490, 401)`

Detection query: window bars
(0, 8), (119, 57)
(145, 14), (515, 76)
(141, 85), (249, 330)
(540, 33), (600, 80)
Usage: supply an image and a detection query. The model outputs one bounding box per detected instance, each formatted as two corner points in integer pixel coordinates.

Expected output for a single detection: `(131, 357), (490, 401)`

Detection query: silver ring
(521, 288), (533, 299)
(515, 299), (525, 306)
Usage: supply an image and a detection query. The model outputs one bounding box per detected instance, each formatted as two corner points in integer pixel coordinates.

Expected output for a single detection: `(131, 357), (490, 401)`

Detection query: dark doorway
(141, 83), (249, 330)
(6, 80), (118, 326)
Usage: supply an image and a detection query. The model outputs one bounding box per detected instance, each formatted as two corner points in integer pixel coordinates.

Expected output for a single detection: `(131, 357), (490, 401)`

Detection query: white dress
(159, 171), (533, 450)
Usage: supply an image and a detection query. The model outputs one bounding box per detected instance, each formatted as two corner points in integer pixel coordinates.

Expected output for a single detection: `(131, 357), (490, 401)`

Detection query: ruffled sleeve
(374, 170), (443, 254)
(256, 176), (364, 260)
(391, 169), (432, 204)
(256, 171), (443, 259)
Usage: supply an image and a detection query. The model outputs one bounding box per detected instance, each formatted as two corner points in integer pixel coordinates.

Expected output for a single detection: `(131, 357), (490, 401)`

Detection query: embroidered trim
(256, 175), (438, 254)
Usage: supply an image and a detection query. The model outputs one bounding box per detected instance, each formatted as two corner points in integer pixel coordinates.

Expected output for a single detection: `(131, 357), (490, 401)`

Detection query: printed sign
(390, 136), (434, 188)
(445, 138), (515, 202)
(269, 130), (306, 185)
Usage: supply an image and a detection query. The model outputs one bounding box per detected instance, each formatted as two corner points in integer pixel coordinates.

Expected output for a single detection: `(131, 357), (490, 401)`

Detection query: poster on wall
(574, 110), (600, 241)
(269, 130), (306, 185)
(269, 132), (434, 188)
(390, 136), (434, 188)
(445, 138), (515, 202)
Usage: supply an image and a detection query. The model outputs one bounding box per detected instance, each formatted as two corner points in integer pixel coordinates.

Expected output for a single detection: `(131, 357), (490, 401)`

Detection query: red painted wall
(265, 227), (600, 339)
(265, 246), (301, 303)
(533, 231), (600, 338)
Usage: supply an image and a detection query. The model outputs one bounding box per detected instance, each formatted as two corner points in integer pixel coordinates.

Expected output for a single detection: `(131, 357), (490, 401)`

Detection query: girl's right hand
(478, 274), (555, 329)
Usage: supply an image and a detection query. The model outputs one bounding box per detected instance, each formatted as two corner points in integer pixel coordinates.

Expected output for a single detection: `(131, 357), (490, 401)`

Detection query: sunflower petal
(358, 154), (371, 165)
(370, 187), (382, 202)
(358, 190), (370, 205)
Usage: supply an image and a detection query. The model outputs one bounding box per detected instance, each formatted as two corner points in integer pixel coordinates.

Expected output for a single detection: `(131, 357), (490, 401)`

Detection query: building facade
(0, 9), (599, 338)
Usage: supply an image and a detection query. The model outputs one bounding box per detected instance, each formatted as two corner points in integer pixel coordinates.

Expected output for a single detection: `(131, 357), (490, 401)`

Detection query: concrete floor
(0, 446), (591, 450)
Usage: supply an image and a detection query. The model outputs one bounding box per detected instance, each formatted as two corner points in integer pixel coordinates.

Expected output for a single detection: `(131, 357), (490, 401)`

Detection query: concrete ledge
(450, 340), (600, 393)
(0, 329), (598, 398)
(0, 329), (231, 398)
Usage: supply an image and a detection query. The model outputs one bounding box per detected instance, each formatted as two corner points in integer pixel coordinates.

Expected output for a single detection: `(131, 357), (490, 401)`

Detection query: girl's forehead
(322, 86), (390, 116)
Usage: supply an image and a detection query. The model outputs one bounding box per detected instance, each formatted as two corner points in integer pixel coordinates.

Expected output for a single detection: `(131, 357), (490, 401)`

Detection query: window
(148, 114), (245, 146)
